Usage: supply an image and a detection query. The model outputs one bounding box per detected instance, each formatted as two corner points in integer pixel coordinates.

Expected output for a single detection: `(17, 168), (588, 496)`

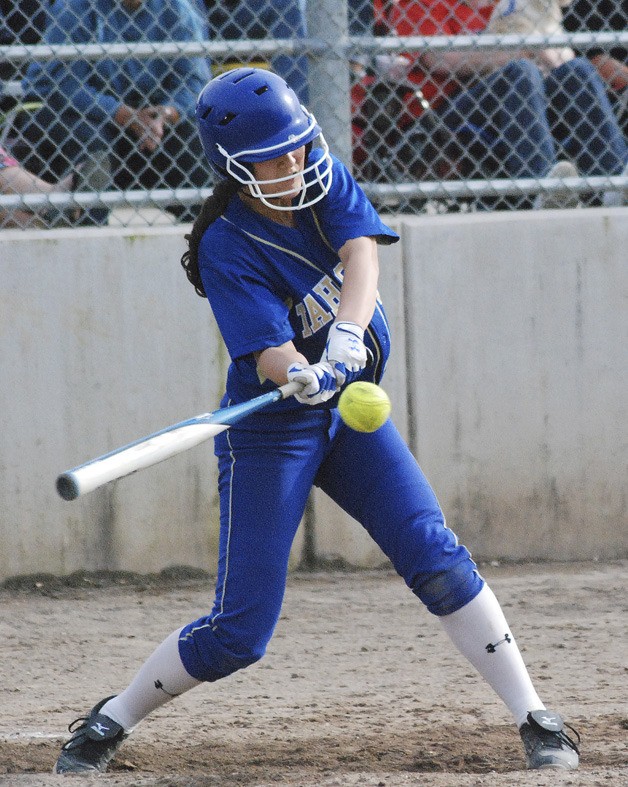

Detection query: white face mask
(215, 114), (334, 212)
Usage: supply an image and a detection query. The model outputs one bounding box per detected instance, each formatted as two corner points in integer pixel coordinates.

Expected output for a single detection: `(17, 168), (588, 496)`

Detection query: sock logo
(485, 633), (512, 653)
(154, 679), (178, 697)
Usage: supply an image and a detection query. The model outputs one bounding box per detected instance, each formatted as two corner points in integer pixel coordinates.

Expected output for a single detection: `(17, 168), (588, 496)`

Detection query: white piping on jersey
(179, 421), (236, 645)
(365, 325), (380, 369)
(308, 207), (335, 253)
(307, 206), (389, 360)
(219, 216), (327, 276)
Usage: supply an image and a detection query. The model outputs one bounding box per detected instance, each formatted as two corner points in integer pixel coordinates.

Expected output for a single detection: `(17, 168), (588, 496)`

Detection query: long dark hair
(182, 140), (314, 296)
(180, 178), (241, 298)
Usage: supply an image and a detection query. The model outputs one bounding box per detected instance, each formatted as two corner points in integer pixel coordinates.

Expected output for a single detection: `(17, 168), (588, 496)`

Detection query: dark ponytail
(180, 178), (241, 298)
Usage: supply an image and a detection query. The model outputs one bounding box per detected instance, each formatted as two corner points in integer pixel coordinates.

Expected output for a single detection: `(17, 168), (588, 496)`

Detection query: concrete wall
(1, 228), (225, 579)
(400, 209), (627, 562)
(1, 209), (626, 581)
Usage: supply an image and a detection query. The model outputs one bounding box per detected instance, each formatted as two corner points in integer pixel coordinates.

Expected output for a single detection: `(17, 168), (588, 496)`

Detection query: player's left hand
(322, 320), (368, 387)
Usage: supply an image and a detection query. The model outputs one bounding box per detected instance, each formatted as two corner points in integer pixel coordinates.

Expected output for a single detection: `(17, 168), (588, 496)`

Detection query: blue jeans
(440, 57), (627, 179)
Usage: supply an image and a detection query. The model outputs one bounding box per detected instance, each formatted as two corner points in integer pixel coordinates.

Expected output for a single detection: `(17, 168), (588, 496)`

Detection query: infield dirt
(0, 560), (626, 786)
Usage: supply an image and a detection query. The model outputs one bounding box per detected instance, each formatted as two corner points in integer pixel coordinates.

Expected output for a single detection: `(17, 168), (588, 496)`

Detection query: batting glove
(287, 361), (339, 405)
(323, 320), (368, 387)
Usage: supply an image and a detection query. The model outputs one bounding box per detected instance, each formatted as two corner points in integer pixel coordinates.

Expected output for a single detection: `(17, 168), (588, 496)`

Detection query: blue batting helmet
(195, 67), (333, 210)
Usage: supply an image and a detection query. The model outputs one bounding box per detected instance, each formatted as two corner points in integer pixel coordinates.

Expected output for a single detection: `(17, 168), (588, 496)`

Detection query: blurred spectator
(387, 0), (627, 207)
(349, 0), (375, 35)
(0, 0), (49, 81)
(200, 1), (373, 103)
(203, 0), (271, 40)
(0, 143), (108, 227)
(1, 143), (70, 227)
(18, 0), (212, 223)
(563, 0), (628, 135)
(201, 0), (309, 101)
(485, 0), (575, 75)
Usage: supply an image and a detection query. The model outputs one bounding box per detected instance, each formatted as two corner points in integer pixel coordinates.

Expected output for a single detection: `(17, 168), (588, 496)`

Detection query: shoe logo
(540, 714), (560, 729)
(90, 722), (110, 737)
(485, 633), (512, 653)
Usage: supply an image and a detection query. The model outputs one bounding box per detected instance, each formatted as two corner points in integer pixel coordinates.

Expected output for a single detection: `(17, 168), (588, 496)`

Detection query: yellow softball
(337, 382), (391, 433)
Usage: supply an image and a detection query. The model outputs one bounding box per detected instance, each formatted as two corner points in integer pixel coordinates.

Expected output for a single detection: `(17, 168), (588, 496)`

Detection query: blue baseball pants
(178, 407), (483, 682)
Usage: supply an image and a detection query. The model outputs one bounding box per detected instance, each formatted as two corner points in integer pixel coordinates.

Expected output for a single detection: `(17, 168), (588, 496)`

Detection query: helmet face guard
(216, 115), (333, 211)
(196, 68), (333, 211)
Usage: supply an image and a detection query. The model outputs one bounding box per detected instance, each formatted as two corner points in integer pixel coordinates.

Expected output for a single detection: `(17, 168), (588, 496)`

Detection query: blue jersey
(198, 152), (399, 409)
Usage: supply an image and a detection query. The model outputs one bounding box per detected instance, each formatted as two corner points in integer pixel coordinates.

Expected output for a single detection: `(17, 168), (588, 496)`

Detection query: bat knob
(56, 474), (80, 501)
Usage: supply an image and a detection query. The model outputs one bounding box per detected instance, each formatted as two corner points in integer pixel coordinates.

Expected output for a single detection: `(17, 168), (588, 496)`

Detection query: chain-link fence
(1, 0), (626, 228)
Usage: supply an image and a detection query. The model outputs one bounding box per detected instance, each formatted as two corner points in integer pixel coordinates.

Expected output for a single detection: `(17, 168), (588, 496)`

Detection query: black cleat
(519, 709), (580, 769)
(53, 696), (128, 774)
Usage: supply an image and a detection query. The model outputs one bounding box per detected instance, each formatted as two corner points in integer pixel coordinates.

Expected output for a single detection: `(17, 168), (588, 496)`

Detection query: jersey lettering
(294, 302), (313, 338)
(313, 275), (342, 312)
(303, 293), (333, 334)
(293, 270), (343, 339)
(294, 266), (383, 342)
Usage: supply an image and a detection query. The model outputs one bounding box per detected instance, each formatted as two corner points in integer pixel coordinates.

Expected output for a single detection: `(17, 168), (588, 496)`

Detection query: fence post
(305, 0), (352, 171)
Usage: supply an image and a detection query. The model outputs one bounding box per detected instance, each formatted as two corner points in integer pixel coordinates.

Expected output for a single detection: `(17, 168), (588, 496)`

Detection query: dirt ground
(0, 560), (626, 787)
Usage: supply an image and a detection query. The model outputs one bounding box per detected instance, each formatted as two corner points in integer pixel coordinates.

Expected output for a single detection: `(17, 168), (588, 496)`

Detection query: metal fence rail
(1, 0), (626, 227)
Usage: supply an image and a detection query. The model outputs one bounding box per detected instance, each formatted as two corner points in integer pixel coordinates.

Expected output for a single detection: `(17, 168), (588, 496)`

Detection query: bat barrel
(56, 421), (225, 501)
(55, 381), (303, 500)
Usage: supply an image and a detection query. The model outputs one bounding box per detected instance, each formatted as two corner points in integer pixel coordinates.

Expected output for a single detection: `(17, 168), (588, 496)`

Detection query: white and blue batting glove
(287, 361), (339, 405)
(323, 320), (368, 387)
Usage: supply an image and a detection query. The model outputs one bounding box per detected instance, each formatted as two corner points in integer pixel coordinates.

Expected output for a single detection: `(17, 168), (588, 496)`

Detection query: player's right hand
(287, 362), (339, 405)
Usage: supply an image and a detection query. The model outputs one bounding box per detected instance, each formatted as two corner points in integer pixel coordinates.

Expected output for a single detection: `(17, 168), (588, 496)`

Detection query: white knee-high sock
(100, 628), (201, 730)
(439, 584), (544, 727)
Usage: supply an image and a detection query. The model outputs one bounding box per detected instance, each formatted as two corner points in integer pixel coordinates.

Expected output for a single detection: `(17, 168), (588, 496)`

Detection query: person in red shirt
(386, 0), (627, 207)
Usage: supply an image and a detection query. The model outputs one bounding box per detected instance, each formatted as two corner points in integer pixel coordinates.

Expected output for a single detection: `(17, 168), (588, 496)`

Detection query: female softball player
(54, 67), (579, 774)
